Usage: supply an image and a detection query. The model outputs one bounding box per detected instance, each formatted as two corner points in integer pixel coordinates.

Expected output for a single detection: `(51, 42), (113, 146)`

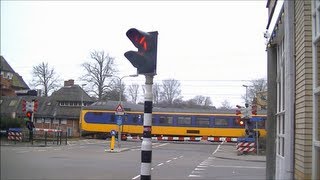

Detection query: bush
(0, 116), (25, 130)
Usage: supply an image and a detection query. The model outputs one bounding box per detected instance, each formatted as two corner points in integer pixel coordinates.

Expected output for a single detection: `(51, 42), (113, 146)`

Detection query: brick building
(0, 80), (94, 137)
(265, 0), (320, 179)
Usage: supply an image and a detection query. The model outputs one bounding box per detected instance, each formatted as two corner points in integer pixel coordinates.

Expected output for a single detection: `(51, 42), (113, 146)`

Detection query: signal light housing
(26, 111), (32, 120)
(124, 28), (158, 75)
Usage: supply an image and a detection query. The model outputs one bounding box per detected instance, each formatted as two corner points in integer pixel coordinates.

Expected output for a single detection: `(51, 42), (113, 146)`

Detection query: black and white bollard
(140, 75), (153, 180)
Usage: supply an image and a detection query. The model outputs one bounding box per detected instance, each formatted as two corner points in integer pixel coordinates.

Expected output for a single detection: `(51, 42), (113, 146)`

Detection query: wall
(294, 0), (313, 179)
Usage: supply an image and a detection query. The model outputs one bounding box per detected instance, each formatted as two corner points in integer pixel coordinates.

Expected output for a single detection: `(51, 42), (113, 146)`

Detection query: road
(1, 139), (265, 179)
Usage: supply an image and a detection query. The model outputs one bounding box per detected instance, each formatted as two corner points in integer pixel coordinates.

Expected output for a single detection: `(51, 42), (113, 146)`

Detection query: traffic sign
(110, 130), (116, 136)
(116, 116), (123, 125)
(115, 104), (125, 115)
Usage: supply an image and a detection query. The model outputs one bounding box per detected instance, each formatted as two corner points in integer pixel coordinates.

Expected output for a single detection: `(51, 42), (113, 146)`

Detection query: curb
(213, 155), (266, 162)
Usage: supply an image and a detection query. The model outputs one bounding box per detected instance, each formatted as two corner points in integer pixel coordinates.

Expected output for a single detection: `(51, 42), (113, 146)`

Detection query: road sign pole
(115, 104), (124, 150)
(140, 75), (153, 180)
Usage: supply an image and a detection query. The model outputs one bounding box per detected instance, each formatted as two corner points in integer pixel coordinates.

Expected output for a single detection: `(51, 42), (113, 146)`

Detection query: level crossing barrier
(7, 128), (23, 143)
(236, 137), (256, 155)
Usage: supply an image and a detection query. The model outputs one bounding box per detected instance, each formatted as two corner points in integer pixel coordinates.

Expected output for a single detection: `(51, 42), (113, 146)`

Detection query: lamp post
(242, 84), (249, 103)
(80, 83), (86, 137)
(107, 74), (138, 149)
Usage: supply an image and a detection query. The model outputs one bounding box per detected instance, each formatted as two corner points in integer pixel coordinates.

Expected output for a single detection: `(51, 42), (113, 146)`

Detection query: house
(265, 0), (320, 179)
(0, 56), (29, 96)
(0, 79), (94, 137)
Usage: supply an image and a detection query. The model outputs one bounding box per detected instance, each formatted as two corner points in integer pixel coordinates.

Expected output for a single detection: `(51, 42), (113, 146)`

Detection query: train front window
(195, 116), (210, 127)
(177, 116), (192, 126)
(159, 116), (173, 125)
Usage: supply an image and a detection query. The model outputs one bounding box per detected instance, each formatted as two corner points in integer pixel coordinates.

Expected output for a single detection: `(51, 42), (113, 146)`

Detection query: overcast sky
(1, 1), (268, 108)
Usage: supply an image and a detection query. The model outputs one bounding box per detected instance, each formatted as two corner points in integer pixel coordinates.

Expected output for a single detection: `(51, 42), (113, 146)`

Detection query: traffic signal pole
(140, 75), (153, 180)
(124, 28), (158, 179)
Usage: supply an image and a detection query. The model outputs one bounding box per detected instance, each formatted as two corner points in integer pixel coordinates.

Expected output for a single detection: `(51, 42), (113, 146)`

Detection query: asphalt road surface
(1, 139), (265, 179)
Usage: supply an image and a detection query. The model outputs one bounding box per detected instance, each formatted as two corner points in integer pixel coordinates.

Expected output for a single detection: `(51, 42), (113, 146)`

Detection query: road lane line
(132, 175), (140, 180)
(188, 174), (202, 178)
(166, 160), (171, 163)
(212, 141), (224, 155)
(197, 165), (207, 168)
(195, 168), (206, 171)
(157, 163), (164, 166)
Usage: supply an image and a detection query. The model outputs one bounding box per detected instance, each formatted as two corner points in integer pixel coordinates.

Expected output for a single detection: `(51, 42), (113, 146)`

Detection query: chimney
(64, 79), (74, 87)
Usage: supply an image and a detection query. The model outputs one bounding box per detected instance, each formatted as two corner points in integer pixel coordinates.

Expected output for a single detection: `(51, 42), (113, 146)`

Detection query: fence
(3, 128), (68, 146)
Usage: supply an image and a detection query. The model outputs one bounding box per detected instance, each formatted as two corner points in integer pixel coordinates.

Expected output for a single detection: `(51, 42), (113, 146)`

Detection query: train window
(110, 114), (115, 123)
(84, 112), (114, 124)
(159, 116), (173, 125)
(152, 116), (157, 125)
(195, 116), (210, 127)
(214, 118), (229, 127)
(132, 114), (143, 124)
(177, 116), (192, 126)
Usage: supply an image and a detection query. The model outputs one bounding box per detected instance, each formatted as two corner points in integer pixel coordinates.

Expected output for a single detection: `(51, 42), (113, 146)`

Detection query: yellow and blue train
(80, 101), (267, 139)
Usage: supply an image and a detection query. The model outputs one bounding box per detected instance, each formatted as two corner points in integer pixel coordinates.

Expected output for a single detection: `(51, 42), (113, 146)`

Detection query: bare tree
(81, 51), (117, 100)
(220, 99), (232, 110)
(153, 83), (161, 105)
(127, 84), (139, 104)
(242, 78), (267, 104)
(31, 62), (60, 96)
(103, 78), (127, 102)
(192, 95), (206, 105)
(161, 79), (182, 105)
(204, 96), (212, 106)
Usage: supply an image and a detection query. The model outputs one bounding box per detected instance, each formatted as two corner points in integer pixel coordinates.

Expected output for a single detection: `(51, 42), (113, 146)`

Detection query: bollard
(65, 132), (68, 145)
(59, 132), (62, 145)
(110, 135), (115, 151)
(45, 131), (47, 146)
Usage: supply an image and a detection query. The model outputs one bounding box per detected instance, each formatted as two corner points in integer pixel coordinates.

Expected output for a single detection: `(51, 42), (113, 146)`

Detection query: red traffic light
(26, 111), (32, 119)
(125, 28), (158, 75)
(126, 28), (153, 52)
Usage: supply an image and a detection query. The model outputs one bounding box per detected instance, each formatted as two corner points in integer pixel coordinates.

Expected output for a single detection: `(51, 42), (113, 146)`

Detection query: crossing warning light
(124, 28), (158, 75)
(26, 111), (32, 120)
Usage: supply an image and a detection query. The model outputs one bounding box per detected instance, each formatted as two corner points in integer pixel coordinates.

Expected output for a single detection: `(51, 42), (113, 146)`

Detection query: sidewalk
(213, 142), (266, 162)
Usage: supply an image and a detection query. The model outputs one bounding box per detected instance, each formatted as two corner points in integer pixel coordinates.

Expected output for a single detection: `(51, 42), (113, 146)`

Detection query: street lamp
(106, 74), (138, 149)
(80, 83), (86, 137)
(242, 84), (249, 103)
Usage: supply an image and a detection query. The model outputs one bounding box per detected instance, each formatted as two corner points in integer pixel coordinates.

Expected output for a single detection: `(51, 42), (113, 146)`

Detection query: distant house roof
(0, 56), (29, 90)
(50, 84), (93, 102)
(0, 81), (95, 119)
(1, 56), (15, 72)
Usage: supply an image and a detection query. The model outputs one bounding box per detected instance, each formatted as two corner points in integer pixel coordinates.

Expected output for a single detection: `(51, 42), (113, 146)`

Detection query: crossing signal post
(125, 28), (158, 180)
(124, 28), (158, 75)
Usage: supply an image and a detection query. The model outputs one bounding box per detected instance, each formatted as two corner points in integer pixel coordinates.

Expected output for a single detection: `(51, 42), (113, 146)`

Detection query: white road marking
(132, 175), (140, 180)
(197, 165), (208, 168)
(195, 168), (206, 171)
(188, 174), (202, 177)
(157, 163), (164, 166)
(166, 160), (171, 163)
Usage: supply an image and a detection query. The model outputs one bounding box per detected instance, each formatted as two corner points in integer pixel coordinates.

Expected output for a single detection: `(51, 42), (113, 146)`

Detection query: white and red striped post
(140, 75), (153, 180)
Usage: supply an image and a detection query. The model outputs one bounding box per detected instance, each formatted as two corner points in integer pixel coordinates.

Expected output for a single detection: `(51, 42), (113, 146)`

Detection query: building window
(45, 118), (51, 124)
(9, 100), (17, 106)
(67, 127), (72, 137)
(276, 37), (285, 157)
(61, 119), (67, 125)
